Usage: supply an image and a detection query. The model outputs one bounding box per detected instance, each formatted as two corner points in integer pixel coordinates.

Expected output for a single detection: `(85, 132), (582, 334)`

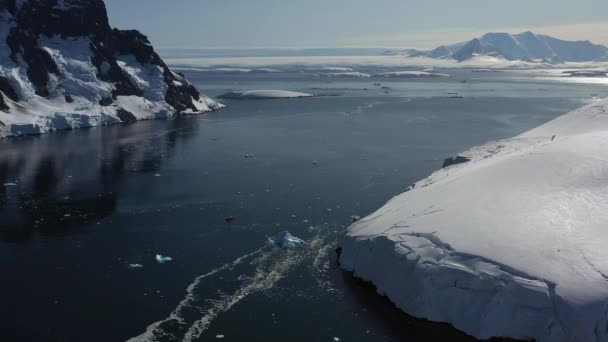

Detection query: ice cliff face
(0, 0), (222, 138)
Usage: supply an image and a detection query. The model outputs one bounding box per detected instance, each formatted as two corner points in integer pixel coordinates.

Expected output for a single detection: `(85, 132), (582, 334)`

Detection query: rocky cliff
(0, 0), (223, 137)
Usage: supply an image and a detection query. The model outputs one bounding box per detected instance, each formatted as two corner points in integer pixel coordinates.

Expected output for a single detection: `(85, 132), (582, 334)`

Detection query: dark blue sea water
(0, 69), (605, 341)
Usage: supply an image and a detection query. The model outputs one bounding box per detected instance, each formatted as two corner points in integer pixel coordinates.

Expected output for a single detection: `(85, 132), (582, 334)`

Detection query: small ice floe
(333, 338), (340, 342)
(155, 254), (173, 264)
(3, 182), (17, 186)
(219, 90), (313, 99)
(128, 264), (144, 269)
(216, 335), (225, 339)
(154, 174), (161, 177)
(351, 215), (361, 222)
(270, 231), (304, 248)
(244, 154), (255, 158)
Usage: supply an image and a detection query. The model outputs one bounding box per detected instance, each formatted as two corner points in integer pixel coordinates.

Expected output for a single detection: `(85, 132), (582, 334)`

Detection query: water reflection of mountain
(0, 118), (201, 242)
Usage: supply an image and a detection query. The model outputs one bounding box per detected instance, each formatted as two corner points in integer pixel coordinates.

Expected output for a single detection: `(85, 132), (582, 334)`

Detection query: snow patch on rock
(0, 1), (222, 138)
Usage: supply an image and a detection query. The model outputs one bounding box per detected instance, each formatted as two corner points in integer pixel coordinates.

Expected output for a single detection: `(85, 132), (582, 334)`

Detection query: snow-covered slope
(340, 98), (608, 342)
(397, 32), (608, 63)
(0, 0), (222, 138)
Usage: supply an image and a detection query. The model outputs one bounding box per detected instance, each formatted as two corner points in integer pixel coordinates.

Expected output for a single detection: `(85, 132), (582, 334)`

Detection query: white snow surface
(375, 70), (450, 78)
(340, 98), (608, 342)
(218, 90), (313, 99)
(0, 35), (221, 138)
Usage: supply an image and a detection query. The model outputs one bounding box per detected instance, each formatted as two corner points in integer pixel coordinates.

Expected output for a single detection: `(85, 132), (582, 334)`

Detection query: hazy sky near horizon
(104, 0), (608, 49)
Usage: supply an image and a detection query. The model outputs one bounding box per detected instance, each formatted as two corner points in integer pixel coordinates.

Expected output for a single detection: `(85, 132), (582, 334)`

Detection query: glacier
(339, 98), (608, 341)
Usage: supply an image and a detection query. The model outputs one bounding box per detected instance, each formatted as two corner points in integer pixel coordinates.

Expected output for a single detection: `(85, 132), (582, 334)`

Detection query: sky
(104, 0), (608, 50)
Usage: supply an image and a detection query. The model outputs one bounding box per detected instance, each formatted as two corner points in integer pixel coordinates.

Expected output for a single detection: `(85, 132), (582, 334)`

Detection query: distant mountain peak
(391, 31), (608, 63)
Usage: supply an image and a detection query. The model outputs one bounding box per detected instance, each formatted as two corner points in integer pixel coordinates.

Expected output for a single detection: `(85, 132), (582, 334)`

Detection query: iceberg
(323, 72), (371, 78)
(218, 90), (314, 99)
(339, 98), (608, 341)
(375, 71), (450, 78)
(155, 254), (173, 264)
(270, 231), (304, 248)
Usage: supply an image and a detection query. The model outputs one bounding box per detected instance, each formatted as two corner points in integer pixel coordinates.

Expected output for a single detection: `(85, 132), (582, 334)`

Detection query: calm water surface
(0, 70), (605, 341)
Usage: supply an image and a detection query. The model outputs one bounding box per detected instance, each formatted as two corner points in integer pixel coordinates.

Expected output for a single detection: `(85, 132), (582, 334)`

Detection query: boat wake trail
(127, 229), (337, 342)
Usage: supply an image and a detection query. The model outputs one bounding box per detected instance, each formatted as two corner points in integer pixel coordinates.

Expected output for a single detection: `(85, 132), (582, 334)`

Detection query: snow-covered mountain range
(386, 32), (608, 63)
(0, 0), (222, 138)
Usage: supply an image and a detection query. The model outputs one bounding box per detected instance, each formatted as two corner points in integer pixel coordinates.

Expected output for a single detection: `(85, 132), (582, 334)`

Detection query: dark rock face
(0, 76), (17, 101)
(98, 97), (113, 107)
(116, 108), (137, 123)
(0, 76), (15, 112)
(0, 0), (218, 114)
(0, 92), (7, 112)
(111, 28), (207, 112)
(442, 156), (471, 168)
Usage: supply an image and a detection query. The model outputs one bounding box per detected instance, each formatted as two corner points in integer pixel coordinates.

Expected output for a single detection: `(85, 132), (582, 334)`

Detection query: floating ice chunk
(375, 70), (450, 78)
(3, 183), (17, 186)
(218, 90), (314, 99)
(270, 231), (304, 248)
(324, 72), (371, 78)
(128, 264), (144, 269)
(154, 174), (161, 177)
(216, 335), (225, 339)
(155, 254), (173, 264)
(333, 338), (340, 342)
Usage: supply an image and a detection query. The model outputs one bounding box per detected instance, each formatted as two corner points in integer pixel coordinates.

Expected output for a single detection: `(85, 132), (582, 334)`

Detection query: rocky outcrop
(442, 155), (471, 168)
(0, 0), (222, 137)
